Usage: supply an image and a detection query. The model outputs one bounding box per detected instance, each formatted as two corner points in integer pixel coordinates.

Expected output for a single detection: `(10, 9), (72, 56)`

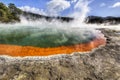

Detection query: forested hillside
(86, 16), (120, 25)
(0, 2), (22, 23)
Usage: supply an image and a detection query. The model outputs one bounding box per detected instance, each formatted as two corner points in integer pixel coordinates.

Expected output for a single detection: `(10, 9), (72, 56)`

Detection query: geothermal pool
(0, 25), (106, 57)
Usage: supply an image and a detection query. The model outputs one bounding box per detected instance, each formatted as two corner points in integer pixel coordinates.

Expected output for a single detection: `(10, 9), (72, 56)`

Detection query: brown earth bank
(0, 36), (106, 57)
(0, 29), (120, 80)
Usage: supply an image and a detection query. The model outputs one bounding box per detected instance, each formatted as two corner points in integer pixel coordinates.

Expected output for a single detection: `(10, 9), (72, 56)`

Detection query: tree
(8, 3), (22, 15)
(0, 2), (23, 23)
(8, 3), (22, 21)
(0, 2), (10, 22)
(0, 3), (8, 11)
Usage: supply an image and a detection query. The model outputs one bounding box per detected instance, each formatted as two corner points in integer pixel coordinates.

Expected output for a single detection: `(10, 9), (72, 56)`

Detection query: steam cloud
(0, 0), (120, 30)
(0, 0), (119, 58)
(19, 0), (91, 22)
(70, 0), (91, 23)
(46, 0), (91, 23)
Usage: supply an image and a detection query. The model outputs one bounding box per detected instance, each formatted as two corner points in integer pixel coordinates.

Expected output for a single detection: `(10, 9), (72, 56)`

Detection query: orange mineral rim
(0, 28), (106, 57)
(0, 35), (106, 57)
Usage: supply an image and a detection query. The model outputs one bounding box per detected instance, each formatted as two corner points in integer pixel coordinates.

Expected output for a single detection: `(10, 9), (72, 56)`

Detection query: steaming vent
(0, 0), (107, 57)
(0, 25), (106, 57)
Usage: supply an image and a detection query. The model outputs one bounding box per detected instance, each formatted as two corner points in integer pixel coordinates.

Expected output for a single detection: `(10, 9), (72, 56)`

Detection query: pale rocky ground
(0, 28), (120, 80)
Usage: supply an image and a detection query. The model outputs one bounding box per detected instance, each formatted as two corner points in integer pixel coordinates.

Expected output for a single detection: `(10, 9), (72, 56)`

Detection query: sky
(0, 0), (120, 17)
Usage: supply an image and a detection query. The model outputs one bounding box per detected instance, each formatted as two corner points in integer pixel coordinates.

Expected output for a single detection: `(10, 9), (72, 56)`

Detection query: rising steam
(70, 0), (91, 23)
(1, 0), (118, 58)
(46, 0), (91, 23)
(0, 0), (119, 43)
